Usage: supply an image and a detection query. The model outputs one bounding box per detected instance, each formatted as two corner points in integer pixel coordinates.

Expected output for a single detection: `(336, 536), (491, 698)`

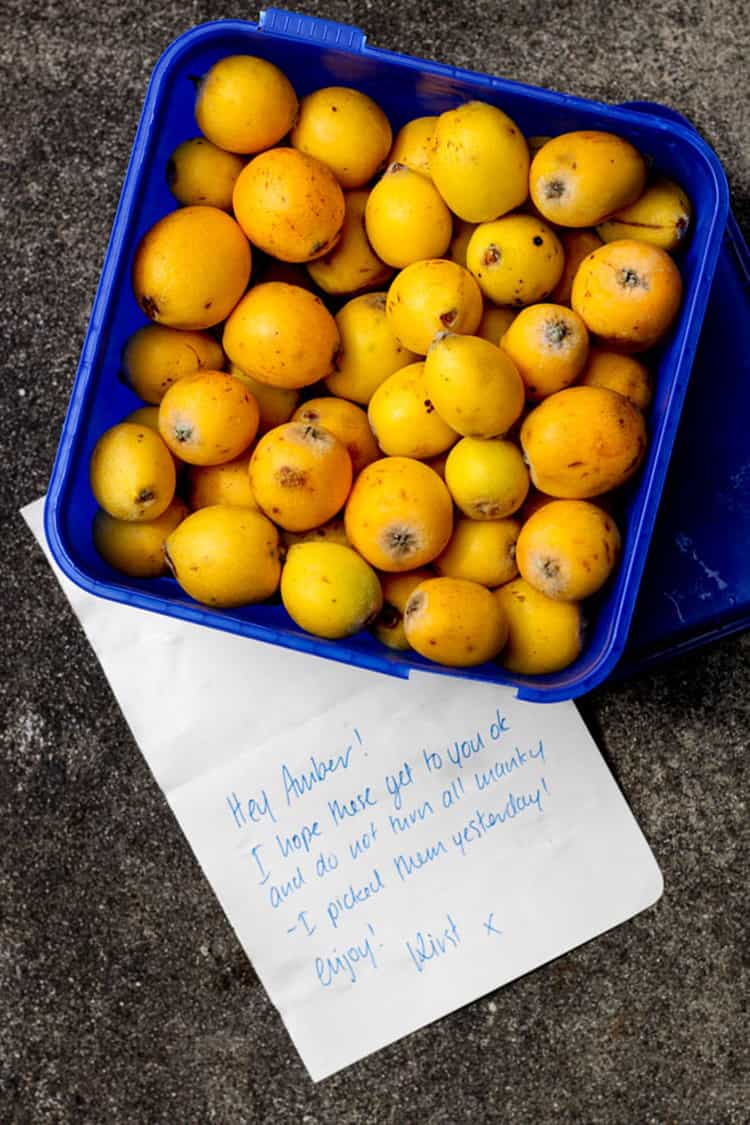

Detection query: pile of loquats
(89, 54), (692, 675)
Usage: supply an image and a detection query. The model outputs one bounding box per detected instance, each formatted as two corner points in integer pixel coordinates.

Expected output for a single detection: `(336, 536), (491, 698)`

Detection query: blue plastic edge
(43, 13), (731, 703)
(614, 102), (750, 678)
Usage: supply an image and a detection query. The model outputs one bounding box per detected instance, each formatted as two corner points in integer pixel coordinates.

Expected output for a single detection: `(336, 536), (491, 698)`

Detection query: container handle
(259, 8), (367, 52)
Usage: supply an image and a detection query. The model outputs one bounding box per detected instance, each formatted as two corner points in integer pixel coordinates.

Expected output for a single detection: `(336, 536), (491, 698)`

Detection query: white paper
(23, 498), (663, 1081)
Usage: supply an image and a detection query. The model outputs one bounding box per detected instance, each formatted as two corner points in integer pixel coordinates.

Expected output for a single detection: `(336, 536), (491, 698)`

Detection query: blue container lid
(616, 102), (750, 674)
(623, 205), (750, 672)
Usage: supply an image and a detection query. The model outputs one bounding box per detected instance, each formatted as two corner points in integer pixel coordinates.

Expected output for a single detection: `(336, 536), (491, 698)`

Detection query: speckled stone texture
(1, 1), (748, 1121)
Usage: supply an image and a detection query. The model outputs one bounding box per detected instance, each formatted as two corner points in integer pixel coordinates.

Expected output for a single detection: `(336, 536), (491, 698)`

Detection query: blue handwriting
(392, 838), (447, 882)
(422, 747), (443, 773)
(268, 863), (305, 908)
(441, 777), (465, 809)
(275, 820), (321, 858)
(388, 800), (435, 834)
(489, 708), (511, 740)
(226, 788), (277, 829)
(348, 819), (378, 860)
(287, 910), (317, 937)
(315, 850), (340, 877)
(250, 844), (270, 885)
(483, 913), (502, 937)
(447, 730), (486, 770)
(315, 923), (378, 987)
(281, 740), (357, 807)
(384, 761), (414, 810)
(474, 740), (545, 793)
(326, 867), (385, 929)
(328, 786), (377, 828)
(452, 779), (550, 857)
(405, 913), (461, 973)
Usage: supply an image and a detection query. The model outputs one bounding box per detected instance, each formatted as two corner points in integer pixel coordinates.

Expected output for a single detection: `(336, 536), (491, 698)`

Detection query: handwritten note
(23, 499), (662, 1081)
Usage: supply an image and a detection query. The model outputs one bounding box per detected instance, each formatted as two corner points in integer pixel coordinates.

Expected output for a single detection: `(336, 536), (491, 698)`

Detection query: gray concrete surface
(1, 1), (748, 1121)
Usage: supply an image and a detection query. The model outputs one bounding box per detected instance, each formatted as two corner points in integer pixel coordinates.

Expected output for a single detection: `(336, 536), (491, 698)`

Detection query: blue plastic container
(44, 9), (731, 702)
